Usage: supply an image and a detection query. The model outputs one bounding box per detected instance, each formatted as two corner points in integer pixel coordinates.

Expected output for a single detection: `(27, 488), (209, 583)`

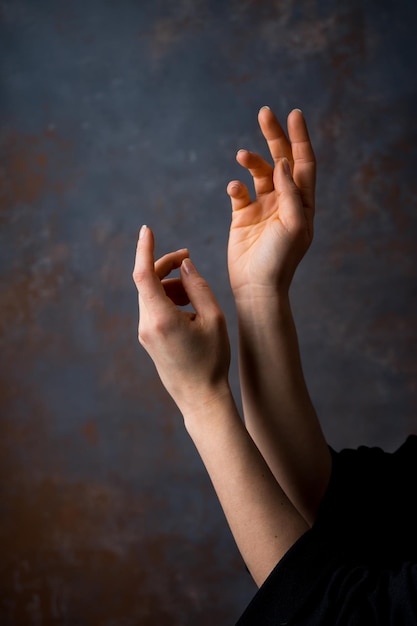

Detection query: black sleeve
(315, 435), (417, 565)
(236, 435), (417, 625)
(235, 528), (342, 626)
(236, 528), (417, 625)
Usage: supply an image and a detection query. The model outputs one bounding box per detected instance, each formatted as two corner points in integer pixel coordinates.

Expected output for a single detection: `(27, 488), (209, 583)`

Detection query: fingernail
(237, 148), (248, 155)
(182, 258), (195, 275)
(229, 181), (241, 193)
(260, 105), (270, 111)
(139, 224), (147, 239)
(293, 108), (303, 114)
(282, 157), (292, 177)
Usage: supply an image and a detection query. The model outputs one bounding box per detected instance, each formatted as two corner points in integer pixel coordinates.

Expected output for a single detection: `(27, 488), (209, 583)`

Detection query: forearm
(182, 386), (309, 587)
(133, 229), (308, 586)
(236, 290), (331, 525)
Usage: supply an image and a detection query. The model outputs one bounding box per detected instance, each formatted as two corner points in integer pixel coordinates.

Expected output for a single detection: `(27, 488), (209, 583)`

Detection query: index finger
(132, 226), (173, 315)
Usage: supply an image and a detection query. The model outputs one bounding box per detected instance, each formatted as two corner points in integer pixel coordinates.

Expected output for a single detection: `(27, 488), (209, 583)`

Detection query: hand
(227, 107), (316, 299)
(132, 226), (231, 416)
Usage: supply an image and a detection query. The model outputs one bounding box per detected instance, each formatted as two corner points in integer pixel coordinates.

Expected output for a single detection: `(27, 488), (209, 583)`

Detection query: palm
(227, 107), (315, 296)
(229, 188), (312, 295)
(228, 194), (285, 291)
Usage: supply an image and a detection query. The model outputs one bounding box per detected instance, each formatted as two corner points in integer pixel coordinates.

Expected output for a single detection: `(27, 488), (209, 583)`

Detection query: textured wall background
(1, 0), (417, 624)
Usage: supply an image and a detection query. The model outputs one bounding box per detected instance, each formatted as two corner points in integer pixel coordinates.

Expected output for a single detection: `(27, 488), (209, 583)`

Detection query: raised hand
(132, 226), (231, 416)
(132, 227), (309, 586)
(227, 107), (316, 299)
(227, 109), (330, 524)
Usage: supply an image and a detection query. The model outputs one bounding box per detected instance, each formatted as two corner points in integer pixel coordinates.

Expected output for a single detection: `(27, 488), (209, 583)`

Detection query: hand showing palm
(227, 107), (316, 299)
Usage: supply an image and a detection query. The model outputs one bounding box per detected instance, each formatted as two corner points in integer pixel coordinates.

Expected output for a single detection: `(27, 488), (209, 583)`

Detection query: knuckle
(132, 268), (146, 286)
(209, 307), (226, 332)
(138, 324), (150, 346)
(139, 313), (173, 343)
(193, 276), (209, 292)
(153, 315), (171, 336)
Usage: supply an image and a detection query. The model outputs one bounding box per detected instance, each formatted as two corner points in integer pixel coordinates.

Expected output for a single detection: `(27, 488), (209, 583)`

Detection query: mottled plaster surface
(1, 0), (417, 623)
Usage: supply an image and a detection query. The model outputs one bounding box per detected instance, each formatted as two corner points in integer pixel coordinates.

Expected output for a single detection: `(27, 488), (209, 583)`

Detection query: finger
(226, 180), (252, 211)
(258, 106), (292, 165)
(236, 149), (274, 195)
(276, 158), (311, 234)
(162, 277), (190, 307)
(132, 226), (171, 314)
(155, 248), (189, 280)
(132, 225), (155, 288)
(180, 258), (223, 319)
(287, 109), (316, 214)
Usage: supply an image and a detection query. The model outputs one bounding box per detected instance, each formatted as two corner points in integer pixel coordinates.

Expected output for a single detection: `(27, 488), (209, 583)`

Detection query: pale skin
(227, 107), (332, 524)
(133, 225), (308, 587)
(132, 106), (330, 586)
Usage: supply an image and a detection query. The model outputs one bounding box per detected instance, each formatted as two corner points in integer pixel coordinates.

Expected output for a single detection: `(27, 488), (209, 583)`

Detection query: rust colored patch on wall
(2, 1), (417, 622)
(81, 420), (99, 445)
(0, 127), (76, 215)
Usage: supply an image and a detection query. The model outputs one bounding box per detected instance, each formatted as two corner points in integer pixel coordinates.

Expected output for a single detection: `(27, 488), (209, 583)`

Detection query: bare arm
(183, 389), (309, 586)
(235, 290), (330, 525)
(133, 226), (309, 585)
(227, 108), (331, 524)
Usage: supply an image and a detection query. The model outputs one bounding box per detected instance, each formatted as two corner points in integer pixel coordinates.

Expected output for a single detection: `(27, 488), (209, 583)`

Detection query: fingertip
(139, 224), (155, 246)
(227, 180), (243, 197)
(287, 108), (312, 148)
(236, 149), (253, 170)
(181, 257), (195, 276)
(288, 108), (304, 126)
(227, 181), (252, 210)
(172, 247), (190, 267)
(135, 224), (155, 273)
(258, 105), (277, 126)
(258, 105), (271, 116)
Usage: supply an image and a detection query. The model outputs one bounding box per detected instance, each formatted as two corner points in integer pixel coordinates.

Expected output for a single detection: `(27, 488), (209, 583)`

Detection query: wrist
(181, 382), (239, 437)
(233, 285), (291, 319)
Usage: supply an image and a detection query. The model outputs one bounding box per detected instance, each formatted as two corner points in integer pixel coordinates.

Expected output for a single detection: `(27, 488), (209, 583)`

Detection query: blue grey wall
(1, 1), (417, 623)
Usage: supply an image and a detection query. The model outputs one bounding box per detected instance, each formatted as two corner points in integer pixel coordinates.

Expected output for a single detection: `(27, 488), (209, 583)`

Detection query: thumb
(180, 258), (221, 318)
(275, 157), (306, 226)
(276, 157), (298, 193)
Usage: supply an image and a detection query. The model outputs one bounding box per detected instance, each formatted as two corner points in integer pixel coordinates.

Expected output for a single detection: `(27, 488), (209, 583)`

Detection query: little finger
(227, 180), (252, 211)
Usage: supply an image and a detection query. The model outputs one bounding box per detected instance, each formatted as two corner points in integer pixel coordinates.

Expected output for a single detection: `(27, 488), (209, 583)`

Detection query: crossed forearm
(182, 388), (309, 587)
(236, 292), (332, 525)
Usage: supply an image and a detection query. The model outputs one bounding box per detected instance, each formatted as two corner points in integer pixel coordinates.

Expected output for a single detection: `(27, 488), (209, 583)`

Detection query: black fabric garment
(236, 435), (417, 625)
